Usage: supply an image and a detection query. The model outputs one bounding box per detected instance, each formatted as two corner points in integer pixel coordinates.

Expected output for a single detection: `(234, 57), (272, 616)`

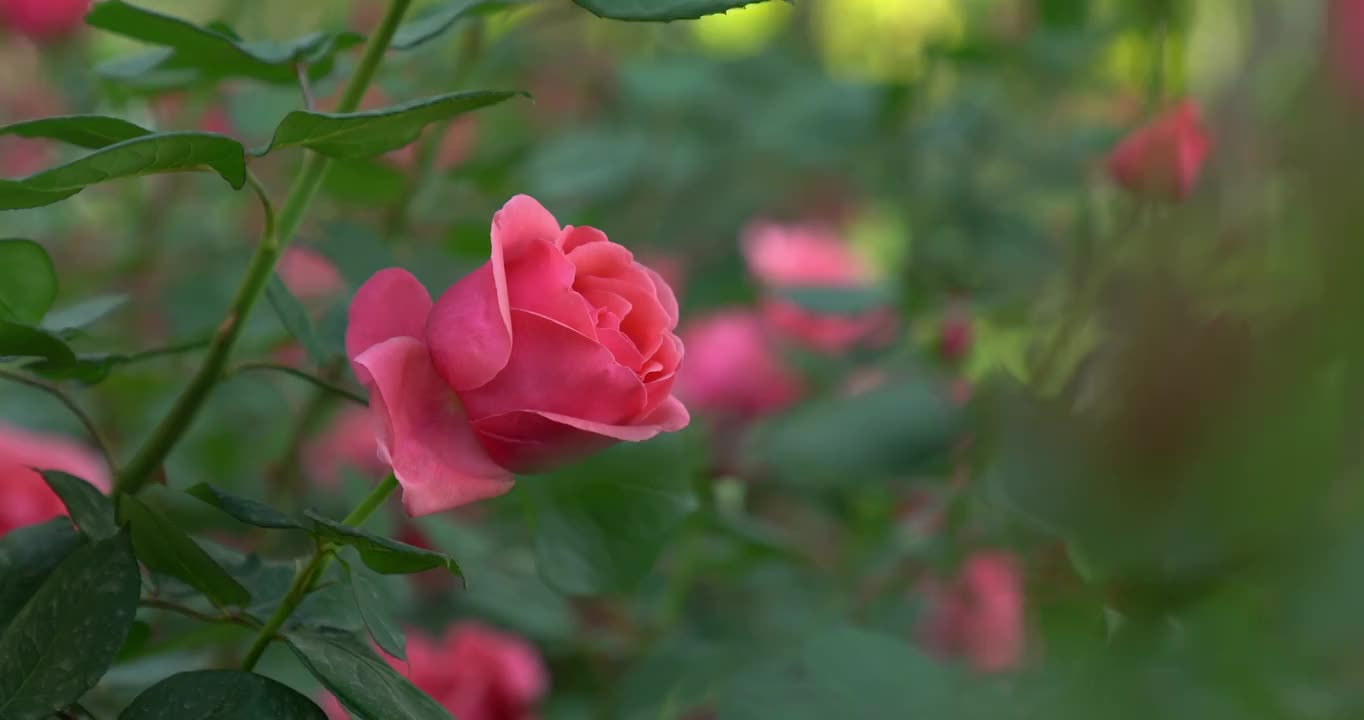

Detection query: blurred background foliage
(5, 0), (1364, 718)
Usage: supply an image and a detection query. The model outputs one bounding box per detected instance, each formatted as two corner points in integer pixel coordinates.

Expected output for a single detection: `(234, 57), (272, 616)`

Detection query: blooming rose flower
(1106, 99), (1211, 202)
(741, 221), (895, 353)
(322, 623), (548, 720)
(0, 422), (109, 536)
(0, 0), (89, 41)
(676, 309), (800, 418)
(346, 195), (688, 515)
(919, 551), (1025, 673)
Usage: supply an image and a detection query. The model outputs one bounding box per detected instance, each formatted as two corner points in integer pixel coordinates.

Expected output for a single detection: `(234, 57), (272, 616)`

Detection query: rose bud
(0, 422), (109, 536)
(346, 195), (688, 515)
(1106, 99), (1211, 202)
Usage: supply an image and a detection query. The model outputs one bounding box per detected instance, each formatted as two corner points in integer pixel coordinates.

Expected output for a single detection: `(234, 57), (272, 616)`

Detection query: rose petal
(576, 273), (668, 359)
(596, 327), (645, 371)
(459, 310), (647, 424)
(495, 194), (562, 261)
(640, 332), (683, 415)
(355, 337), (513, 516)
(346, 269), (433, 384)
(558, 224), (609, 254)
(505, 239), (595, 339)
(566, 234), (632, 277)
(645, 265), (680, 330)
(470, 402), (688, 473)
(428, 263), (512, 392)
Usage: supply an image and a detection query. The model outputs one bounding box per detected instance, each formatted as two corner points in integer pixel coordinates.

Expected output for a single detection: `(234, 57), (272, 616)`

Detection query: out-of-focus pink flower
(1106, 100), (1211, 202)
(304, 407), (383, 487)
(919, 551), (1025, 673)
(676, 309), (800, 419)
(0, 422), (109, 536)
(278, 247), (345, 304)
(346, 195), (688, 516)
(152, 94), (234, 134)
(323, 623), (548, 720)
(0, 0), (89, 41)
(0, 135), (49, 177)
(741, 222), (896, 353)
(1330, 0), (1364, 100)
(939, 306), (972, 363)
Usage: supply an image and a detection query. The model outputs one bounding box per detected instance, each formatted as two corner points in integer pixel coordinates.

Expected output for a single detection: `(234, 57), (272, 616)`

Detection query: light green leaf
(286, 627), (453, 720)
(305, 511), (463, 577)
(572, 0), (780, 21)
(266, 275), (332, 366)
(87, 1), (364, 86)
(391, 0), (517, 50)
(0, 239), (56, 324)
(42, 294), (128, 335)
(258, 91), (525, 159)
(122, 495), (251, 608)
(41, 471), (117, 541)
(0, 115), (151, 150)
(0, 519), (82, 631)
(0, 132), (246, 211)
(0, 532), (140, 720)
(118, 670), (327, 720)
(338, 549), (406, 660)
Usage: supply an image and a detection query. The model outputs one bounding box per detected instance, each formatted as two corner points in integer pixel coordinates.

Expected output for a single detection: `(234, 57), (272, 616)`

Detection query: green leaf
(258, 91), (525, 159)
(41, 294), (128, 334)
(751, 377), (966, 487)
(122, 495), (251, 608)
(87, 1), (364, 86)
(0, 519), (82, 630)
(778, 285), (896, 317)
(338, 549), (406, 661)
(572, 0), (780, 21)
(186, 483), (303, 530)
(0, 532), (140, 720)
(0, 319), (76, 365)
(0, 239), (57, 324)
(0, 132), (246, 211)
(527, 435), (696, 595)
(25, 352), (136, 384)
(0, 115), (151, 150)
(118, 670), (327, 720)
(391, 0), (516, 50)
(266, 275), (332, 366)
(715, 626), (963, 720)
(41, 471), (117, 540)
(286, 627), (453, 720)
(305, 511), (462, 577)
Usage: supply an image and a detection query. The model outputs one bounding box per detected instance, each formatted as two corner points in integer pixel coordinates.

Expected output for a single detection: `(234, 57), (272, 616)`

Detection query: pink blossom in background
(0, 135), (48, 177)
(1106, 99), (1211, 202)
(0, 422), (109, 536)
(919, 551), (1025, 673)
(304, 407), (383, 487)
(278, 247), (346, 304)
(741, 221), (896, 353)
(346, 195), (688, 516)
(938, 304), (973, 363)
(1330, 0), (1364, 100)
(322, 623), (548, 720)
(676, 309), (801, 419)
(0, 0), (89, 41)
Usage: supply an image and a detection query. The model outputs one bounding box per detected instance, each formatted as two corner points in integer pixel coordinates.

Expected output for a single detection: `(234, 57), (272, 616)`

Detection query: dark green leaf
(391, 0), (516, 50)
(0, 132), (246, 211)
(0, 115), (151, 150)
(338, 549), (406, 660)
(186, 483), (303, 530)
(118, 670), (327, 720)
(305, 511), (462, 577)
(528, 435), (696, 595)
(0, 519), (82, 630)
(41, 471), (117, 540)
(0, 239), (56, 324)
(257, 91), (525, 159)
(114, 620), (153, 662)
(751, 377), (966, 487)
(122, 495), (250, 608)
(87, 1), (364, 86)
(779, 285), (896, 317)
(286, 627), (452, 720)
(572, 0), (780, 21)
(41, 294), (129, 334)
(0, 319), (76, 365)
(266, 275), (332, 366)
(0, 532), (140, 720)
(26, 352), (132, 384)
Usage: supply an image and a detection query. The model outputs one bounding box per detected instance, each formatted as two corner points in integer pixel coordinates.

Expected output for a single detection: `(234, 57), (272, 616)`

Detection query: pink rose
(278, 247), (345, 304)
(0, 422), (110, 536)
(1106, 99), (1211, 202)
(919, 551), (1025, 673)
(0, 0), (89, 41)
(741, 222), (896, 353)
(346, 194), (688, 515)
(938, 305), (972, 363)
(676, 309), (800, 418)
(1331, 0), (1364, 100)
(322, 623), (548, 720)
(304, 408), (383, 487)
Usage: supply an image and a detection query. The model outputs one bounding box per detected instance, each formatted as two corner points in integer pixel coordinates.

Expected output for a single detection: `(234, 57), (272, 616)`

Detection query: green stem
(240, 474), (398, 670)
(113, 0), (413, 496)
